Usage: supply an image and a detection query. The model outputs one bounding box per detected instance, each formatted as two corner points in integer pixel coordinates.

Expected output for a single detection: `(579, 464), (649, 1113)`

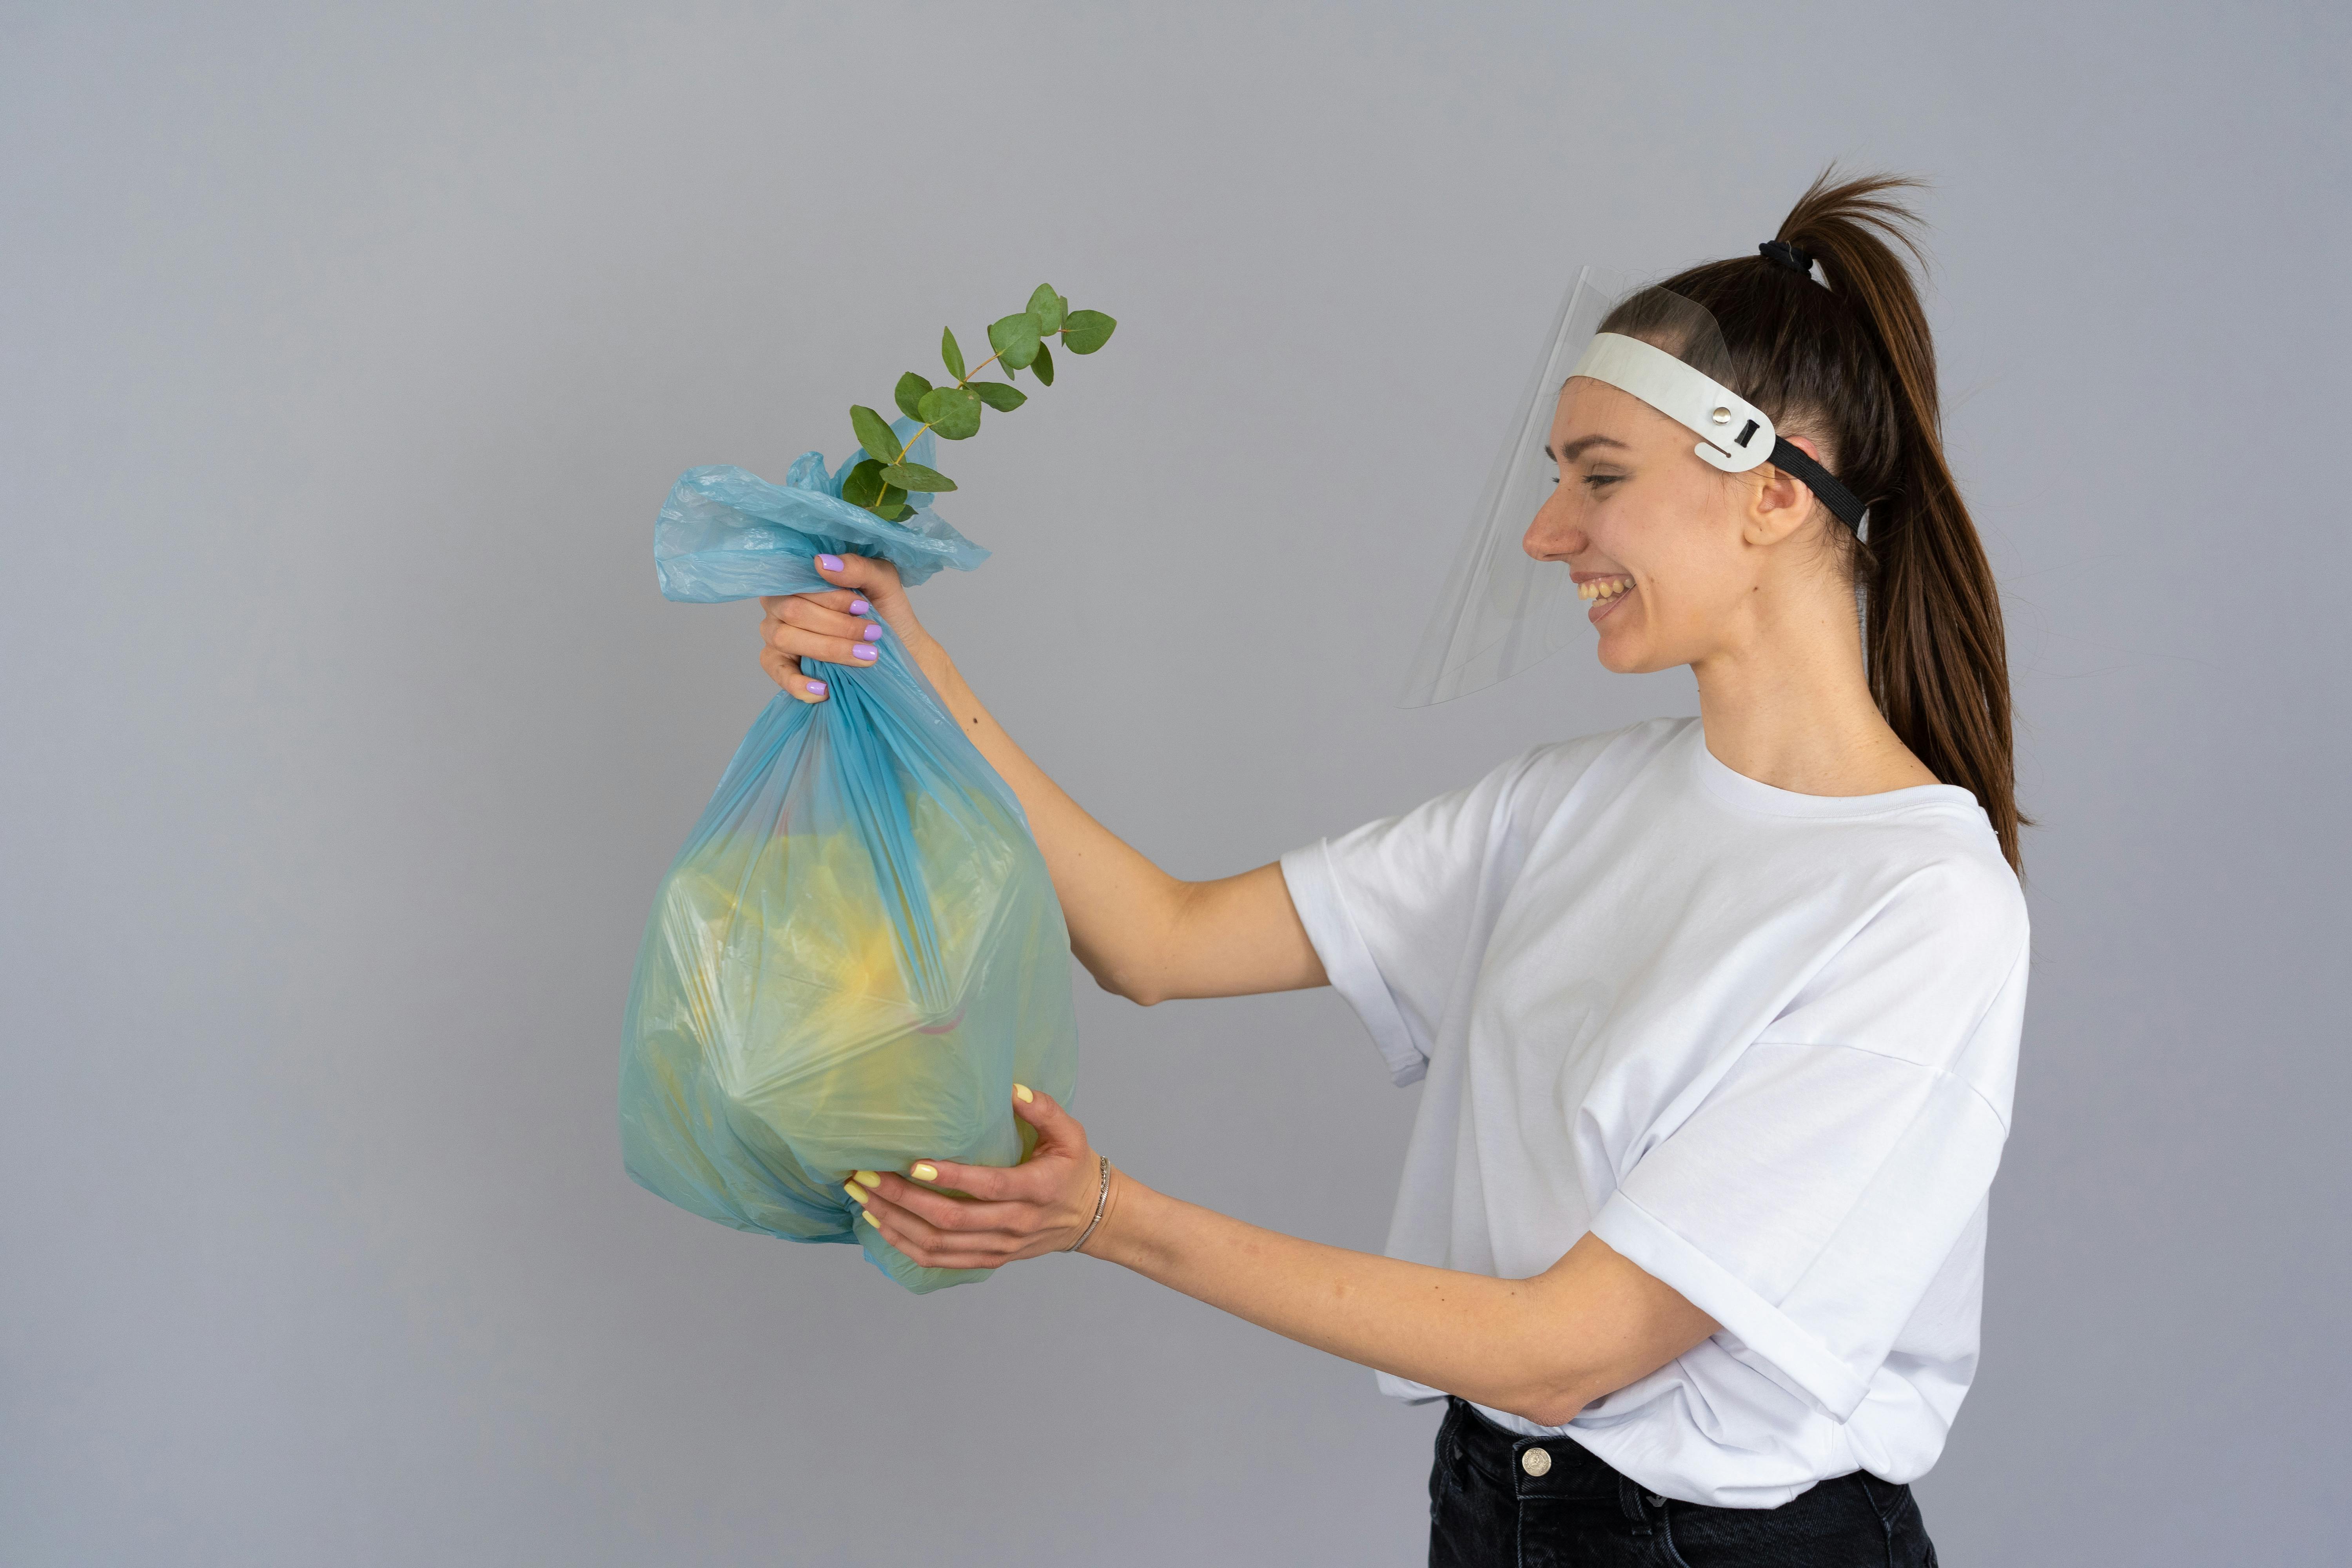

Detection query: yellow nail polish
(843, 1183), (864, 1203)
(911, 1162), (939, 1182)
(860, 1208), (877, 1224)
(1013, 1083), (1034, 1104)
(852, 1170), (881, 1188)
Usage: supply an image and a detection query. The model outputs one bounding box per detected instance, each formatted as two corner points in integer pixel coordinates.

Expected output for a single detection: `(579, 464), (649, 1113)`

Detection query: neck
(1690, 578), (1935, 797)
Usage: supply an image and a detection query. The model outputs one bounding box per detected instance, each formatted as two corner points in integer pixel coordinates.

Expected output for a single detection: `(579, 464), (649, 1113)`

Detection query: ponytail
(1646, 170), (2024, 871)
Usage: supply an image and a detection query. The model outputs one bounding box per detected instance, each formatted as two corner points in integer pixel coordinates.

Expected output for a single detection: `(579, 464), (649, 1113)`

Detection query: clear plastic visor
(1398, 269), (1748, 707)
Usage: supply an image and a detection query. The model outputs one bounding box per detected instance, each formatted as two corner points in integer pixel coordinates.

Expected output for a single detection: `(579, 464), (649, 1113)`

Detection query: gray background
(4, 3), (2345, 1563)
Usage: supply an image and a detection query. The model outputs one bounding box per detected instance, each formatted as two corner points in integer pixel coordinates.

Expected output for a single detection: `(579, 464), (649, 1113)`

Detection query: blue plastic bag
(621, 421), (1079, 1292)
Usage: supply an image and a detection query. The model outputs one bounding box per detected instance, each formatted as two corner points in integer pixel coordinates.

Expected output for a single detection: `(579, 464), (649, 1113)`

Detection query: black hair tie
(1759, 240), (1814, 276)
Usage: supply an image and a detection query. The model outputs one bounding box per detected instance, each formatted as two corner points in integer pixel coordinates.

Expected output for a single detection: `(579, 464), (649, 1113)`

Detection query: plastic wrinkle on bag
(621, 420), (1079, 1293)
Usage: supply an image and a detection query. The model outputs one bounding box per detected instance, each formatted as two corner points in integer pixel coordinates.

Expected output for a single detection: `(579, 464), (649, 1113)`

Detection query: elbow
(1079, 880), (1200, 1008)
(1488, 1375), (1600, 1431)
(1089, 966), (1166, 1008)
(1514, 1392), (1592, 1430)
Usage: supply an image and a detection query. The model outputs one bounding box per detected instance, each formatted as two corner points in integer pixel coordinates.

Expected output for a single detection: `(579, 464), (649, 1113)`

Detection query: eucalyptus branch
(842, 283), (1118, 520)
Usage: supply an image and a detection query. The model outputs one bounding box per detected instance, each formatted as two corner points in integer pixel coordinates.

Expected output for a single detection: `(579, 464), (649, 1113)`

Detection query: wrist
(1078, 1163), (1149, 1265)
(904, 630), (957, 692)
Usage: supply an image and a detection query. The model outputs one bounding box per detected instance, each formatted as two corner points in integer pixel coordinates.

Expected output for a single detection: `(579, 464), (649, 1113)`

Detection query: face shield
(1397, 267), (1866, 707)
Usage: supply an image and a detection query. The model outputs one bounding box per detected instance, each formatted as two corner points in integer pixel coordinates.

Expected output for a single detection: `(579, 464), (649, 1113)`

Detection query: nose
(1522, 484), (1585, 563)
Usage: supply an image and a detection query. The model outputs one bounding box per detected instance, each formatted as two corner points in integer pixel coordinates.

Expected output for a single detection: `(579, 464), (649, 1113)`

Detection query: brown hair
(1613, 170), (2024, 871)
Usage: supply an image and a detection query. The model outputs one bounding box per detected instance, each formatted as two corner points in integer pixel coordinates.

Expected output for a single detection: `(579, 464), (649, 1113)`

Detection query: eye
(1582, 473), (1623, 492)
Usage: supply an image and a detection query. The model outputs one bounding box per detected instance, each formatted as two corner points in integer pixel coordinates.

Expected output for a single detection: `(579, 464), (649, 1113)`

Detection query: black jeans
(1428, 1398), (1937, 1567)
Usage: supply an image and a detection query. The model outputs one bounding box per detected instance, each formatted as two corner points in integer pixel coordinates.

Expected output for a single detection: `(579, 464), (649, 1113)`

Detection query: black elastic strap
(1759, 239), (1814, 276)
(1767, 437), (1867, 529)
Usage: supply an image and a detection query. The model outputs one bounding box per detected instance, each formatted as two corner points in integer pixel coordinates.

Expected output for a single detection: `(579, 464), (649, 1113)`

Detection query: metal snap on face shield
(1397, 269), (1867, 707)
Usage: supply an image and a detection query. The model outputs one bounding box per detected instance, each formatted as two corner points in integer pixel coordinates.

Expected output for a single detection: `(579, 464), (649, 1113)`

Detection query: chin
(1593, 633), (1657, 676)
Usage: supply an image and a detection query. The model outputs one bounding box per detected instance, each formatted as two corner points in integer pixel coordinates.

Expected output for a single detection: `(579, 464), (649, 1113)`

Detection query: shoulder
(1860, 806), (2029, 958)
(1761, 819), (2029, 1105)
(1808, 805), (2029, 1026)
(1319, 718), (1691, 871)
(1851, 840), (2031, 1120)
(1452, 717), (1713, 857)
(1499, 715), (1698, 809)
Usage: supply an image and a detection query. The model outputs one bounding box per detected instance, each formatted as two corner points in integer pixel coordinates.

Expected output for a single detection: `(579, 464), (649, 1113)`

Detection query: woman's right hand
(758, 553), (937, 704)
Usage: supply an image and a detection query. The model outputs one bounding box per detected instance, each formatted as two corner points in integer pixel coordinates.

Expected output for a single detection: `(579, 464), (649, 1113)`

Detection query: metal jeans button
(1521, 1446), (1552, 1477)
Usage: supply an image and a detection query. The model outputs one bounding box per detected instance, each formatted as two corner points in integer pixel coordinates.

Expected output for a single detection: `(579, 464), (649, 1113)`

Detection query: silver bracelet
(1067, 1154), (1112, 1254)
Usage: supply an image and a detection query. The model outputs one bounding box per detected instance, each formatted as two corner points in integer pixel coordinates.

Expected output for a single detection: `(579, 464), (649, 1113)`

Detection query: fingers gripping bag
(620, 420), (1078, 1293)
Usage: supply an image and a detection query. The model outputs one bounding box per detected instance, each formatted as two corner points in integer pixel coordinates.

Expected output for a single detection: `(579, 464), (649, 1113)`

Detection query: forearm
(901, 634), (1325, 1003)
(1087, 1174), (1714, 1426)
(850, 1093), (1706, 1416)
(906, 637), (1233, 1001)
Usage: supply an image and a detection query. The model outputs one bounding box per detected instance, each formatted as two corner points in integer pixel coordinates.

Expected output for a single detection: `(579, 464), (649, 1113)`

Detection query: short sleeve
(1590, 869), (2030, 1421)
(1281, 747), (1554, 1086)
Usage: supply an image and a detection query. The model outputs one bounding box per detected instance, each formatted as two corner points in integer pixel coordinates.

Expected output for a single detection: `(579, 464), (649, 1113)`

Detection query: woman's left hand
(846, 1086), (1112, 1270)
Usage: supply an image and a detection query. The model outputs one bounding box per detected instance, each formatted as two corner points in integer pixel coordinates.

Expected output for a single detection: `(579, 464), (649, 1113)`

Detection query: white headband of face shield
(1568, 333), (1779, 474)
(1571, 332), (1866, 531)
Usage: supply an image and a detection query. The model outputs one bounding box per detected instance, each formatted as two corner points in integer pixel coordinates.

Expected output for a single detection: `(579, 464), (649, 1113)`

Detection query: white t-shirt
(1279, 716), (2028, 1508)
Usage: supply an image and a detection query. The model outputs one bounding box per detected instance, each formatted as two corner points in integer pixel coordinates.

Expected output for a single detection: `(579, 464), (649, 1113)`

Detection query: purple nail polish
(853, 644), (878, 661)
(850, 599), (871, 616)
(817, 554), (844, 573)
(805, 679), (827, 697)
(862, 624), (883, 642)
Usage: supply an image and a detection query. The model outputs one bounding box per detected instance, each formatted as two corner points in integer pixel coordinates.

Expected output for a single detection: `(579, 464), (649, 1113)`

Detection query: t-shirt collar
(1684, 719), (1984, 821)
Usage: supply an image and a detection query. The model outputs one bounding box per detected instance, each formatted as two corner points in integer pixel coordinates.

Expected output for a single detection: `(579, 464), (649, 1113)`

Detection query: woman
(760, 172), (2022, 1565)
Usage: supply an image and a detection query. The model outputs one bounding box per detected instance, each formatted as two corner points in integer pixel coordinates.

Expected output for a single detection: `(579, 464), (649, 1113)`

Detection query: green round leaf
(1027, 283), (1064, 335)
(1030, 339), (1054, 386)
(840, 457), (886, 510)
(971, 380), (1027, 412)
(874, 499), (915, 522)
(941, 327), (966, 383)
(880, 461), (958, 493)
(850, 404), (900, 462)
(1061, 309), (1116, 354)
(893, 372), (933, 422)
(987, 311), (1044, 370)
(916, 384), (982, 440)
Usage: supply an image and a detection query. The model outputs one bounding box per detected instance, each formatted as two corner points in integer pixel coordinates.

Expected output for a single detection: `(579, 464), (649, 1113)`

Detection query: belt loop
(1617, 1474), (1646, 1522)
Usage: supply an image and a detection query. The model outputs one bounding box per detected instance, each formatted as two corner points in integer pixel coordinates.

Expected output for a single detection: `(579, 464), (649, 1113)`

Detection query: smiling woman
(1564, 197), (2021, 862)
(762, 169), (2014, 1566)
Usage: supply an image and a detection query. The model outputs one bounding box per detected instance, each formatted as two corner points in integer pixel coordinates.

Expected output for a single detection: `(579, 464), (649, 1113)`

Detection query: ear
(1743, 434), (1829, 547)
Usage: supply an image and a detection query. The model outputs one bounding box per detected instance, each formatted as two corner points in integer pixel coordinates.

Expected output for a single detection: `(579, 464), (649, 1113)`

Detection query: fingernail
(843, 1183), (864, 1203)
(910, 1162), (939, 1182)
(860, 1208), (877, 1224)
(817, 554), (844, 572)
(861, 624), (883, 642)
(852, 1170), (881, 1188)
(805, 679), (828, 697)
(853, 644), (878, 661)
(850, 599), (871, 615)
(1013, 1083), (1034, 1104)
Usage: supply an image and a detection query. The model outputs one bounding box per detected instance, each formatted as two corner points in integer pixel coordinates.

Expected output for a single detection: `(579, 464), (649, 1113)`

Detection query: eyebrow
(1542, 434), (1630, 463)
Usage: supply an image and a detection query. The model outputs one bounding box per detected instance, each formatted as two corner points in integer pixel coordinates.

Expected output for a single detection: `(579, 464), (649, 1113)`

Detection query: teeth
(1578, 578), (1633, 601)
